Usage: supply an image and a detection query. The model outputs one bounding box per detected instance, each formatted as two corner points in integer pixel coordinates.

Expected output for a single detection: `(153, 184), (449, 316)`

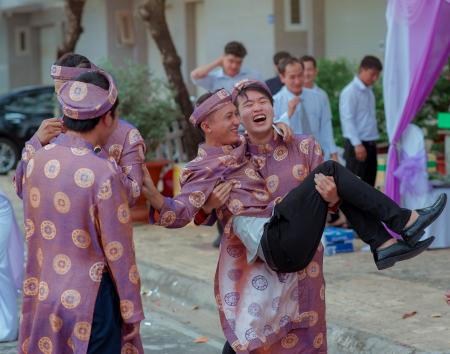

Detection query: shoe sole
(405, 195), (447, 246)
(376, 236), (435, 270)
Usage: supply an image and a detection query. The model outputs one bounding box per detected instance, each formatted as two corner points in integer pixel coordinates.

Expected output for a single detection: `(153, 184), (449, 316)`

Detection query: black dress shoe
(374, 236), (435, 270)
(402, 193), (447, 246)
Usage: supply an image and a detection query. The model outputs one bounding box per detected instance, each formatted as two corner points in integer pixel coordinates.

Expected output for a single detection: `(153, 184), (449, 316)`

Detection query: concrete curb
(137, 260), (445, 354)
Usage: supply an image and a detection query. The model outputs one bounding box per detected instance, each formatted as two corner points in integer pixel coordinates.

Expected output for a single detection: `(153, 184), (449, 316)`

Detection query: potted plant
(102, 61), (180, 221)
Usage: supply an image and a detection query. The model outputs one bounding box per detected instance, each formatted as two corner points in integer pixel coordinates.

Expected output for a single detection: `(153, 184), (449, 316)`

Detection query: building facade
(0, 0), (387, 95)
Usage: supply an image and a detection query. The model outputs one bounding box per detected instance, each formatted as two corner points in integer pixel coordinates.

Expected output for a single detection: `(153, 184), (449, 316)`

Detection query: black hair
(224, 41), (247, 58)
(63, 71), (119, 133)
(278, 57), (304, 75)
(360, 55), (383, 71)
(273, 51), (291, 66)
(55, 53), (91, 68)
(234, 83), (274, 107)
(300, 55), (317, 68)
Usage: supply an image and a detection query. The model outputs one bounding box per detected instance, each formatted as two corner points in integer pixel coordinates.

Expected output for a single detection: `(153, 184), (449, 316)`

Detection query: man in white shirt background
(301, 55), (339, 161)
(273, 57), (338, 160)
(339, 55), (383, 186)
(190, 41), (262, 93)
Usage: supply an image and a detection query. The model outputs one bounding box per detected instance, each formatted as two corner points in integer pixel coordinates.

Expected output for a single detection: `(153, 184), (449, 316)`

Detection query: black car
(0, 85), (55, 174)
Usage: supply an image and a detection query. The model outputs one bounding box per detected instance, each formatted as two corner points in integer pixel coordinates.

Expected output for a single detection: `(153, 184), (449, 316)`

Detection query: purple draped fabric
(0, 189), (24, 291)
(394, 151), (430, 196)
(385, 0), (450, 203)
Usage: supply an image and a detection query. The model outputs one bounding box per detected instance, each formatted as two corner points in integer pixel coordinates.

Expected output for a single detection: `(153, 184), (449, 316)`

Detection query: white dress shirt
(191, 67), (263, 92)
(273, 86), (337, 158)
(339, 76), (379, 146)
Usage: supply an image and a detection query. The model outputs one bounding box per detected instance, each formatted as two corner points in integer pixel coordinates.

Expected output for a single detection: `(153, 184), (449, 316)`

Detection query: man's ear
(103, 111), (115, 127)
(200, 120), (210, 134)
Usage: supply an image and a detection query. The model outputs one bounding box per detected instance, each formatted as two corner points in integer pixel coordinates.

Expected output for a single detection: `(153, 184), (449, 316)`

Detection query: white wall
(147, 0), (275, 95)
(198, 0), (274, 79)
(0, 17), (9, 94)
(325, 0), (387, 62)
(76, 0), (108, 64)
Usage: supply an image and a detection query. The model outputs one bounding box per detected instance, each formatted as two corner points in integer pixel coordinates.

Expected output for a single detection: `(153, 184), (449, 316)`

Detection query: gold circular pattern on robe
(131, 181), (140, 198)
(128, 128), (143, 145)
(120, 299), (134, 320)
(70, 147), (89, 156)
(44, 159), (61, 179)
(273, 145), (289, 161)
(53, 254), (72, 275)
(72, 229), (92, 249)
(121, 343), (139, 354)
(61, 289), (81, 309)
(38, 281), (50, 301)
(313, 332), (324, 348)
(41, 220), (57, 240)
(89, 262), (105, 282)
(251, 155), (266, 170)
(159, 211), (176, 226)
(38, 336), (53, 354)
(306, 261), (320, 278)
(109, 144), (123, 162)
(281, 333), (299, 349)
(299, 139), (310, 155)
(25, 219), (34, 239)
(49, 313), (63, 332)
(29, 187), (41, 208)
(73, 321), (92, 341)
(74, 168), (95, 188)
(44, 143), (56, 151)
(26, 158), (34, 178)
(105, 241), (124, 261)
(53, 191), (71, 213)
(21, 337), (30, 353)
(123, 165), (132, 175)
(23, 277), (39, 296)
(320, 284), (325, 301)
(98, 179), (112, 200)
(228, 199), (243, 215)
(314, 141), (322, 156)
(69, 81), (88, 101)
(188, 191), (206, 208)
(37, 248), (44, 268)
(179, 168), (193, 184)
(128, 265), (140, 285)
(25, 143), (35, 156)
(192, 148), (207, 162)
(265, 175), (279, 194)
(252, 190), (270, 202)
(244, 168), (260, 180)
(292, 164), (307, 181)
(117, 203), (131, 224)
(308, 311), (319, 327)
(297, 269), (307, 280)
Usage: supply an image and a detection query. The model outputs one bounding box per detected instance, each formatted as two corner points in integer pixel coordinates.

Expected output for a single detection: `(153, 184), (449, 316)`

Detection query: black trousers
(261, 160), (411, 273)
(87, 272), (122, 354)
(222, 341), (236, 354)
(344, 139), (378, 186)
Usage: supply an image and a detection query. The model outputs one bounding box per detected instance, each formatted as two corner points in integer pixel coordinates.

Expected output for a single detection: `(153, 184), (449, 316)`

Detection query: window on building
(15, 27), (30, 56)
(116, 10), (135, 46)
(284, 0), (308, 31)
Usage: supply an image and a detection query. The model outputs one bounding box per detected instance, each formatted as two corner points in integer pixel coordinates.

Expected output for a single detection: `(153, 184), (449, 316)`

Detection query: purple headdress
(231, 79), (272, 103)
(189, 88), (232, 127)
(50, 62), (99, 81)
(57, 71), (118, 120)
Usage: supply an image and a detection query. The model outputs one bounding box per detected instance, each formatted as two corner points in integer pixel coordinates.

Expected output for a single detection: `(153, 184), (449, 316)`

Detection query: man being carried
(142, 82), (445, 353)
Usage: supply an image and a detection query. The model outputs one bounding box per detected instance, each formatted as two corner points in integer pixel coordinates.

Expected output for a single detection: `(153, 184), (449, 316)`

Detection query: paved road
(0, 295), (225, 354)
